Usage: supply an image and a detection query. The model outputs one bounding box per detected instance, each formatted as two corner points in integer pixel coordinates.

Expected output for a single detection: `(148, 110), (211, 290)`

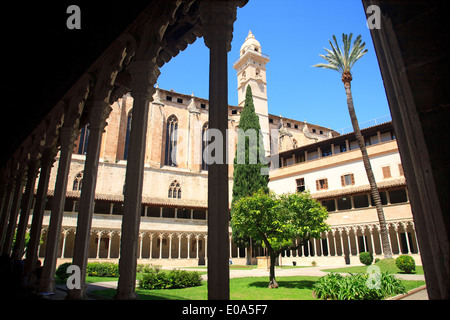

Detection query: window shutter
(324, 179), (328, 190)
(382, 166), (391, 179)
(341, 175), (345, 187)
(398, 164), (404, 176)
(351, 174), (355, 185)
(316, 180), (320, 191)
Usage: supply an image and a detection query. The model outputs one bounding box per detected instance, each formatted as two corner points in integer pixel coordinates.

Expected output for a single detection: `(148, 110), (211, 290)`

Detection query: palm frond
(313, 33), (368, 77)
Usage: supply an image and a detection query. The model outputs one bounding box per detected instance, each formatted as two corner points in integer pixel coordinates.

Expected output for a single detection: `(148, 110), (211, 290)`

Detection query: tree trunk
(268, 252), (278, 288)
(343, 79), (393, 258)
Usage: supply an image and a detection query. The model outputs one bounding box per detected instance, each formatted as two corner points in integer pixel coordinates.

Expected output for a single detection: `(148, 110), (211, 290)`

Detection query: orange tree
(231, 189), (329, 288)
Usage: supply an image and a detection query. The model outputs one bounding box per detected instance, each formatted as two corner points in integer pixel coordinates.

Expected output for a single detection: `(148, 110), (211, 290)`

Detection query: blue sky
(158, 0), (391, 133)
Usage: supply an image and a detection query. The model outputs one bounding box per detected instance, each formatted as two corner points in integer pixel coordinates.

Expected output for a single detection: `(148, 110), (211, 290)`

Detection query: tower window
(200, 103), (206, 109)
(202, 122), (209, 171)
(164, 115), (178, 167)
(123, 110), (132, 160)
(177, 98), (183, 104)
(77, 125), (90, 155)
(231, 110), (238, 115)
(73, 171), (83, 191)
(166, 96), (172, 101)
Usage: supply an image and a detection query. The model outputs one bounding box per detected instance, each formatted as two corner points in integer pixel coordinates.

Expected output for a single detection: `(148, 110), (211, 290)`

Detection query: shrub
(139, 268), (202, 290)
(313, 272), (405, 300)
(55, 262), (72, 280)
(86, 262), (119, 277)
(359, 252), (373, 266)
(395, 255), (416, 274)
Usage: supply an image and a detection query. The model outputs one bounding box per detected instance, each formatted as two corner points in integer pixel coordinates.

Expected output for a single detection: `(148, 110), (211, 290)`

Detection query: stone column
(339, 230), (345, 256)
(24, 146), (56, 276)
(395, 224), (402, 254)
(346, 229), (352, 256)
(229, 235), (232, 258)
(178, 233), (182, 259)
(200, 0), (242, 300)
(168, 233), (173, 259)
(61, 229), (69, 258)
(116, 60), (160, 300)
(332, 230), (338, 256)
(196, 234), (200, 260)
(67, 100), (112, 300)
(159, 233), (164, 259)
(139, 232), (144, 259)
(353, 228), (359, 254)
(2, 167), (25, 255)
(369, 227), (375, 254)
(95, 231), (102, 259)
(187, 234), (191, 259)
(403, 223), (411, 254)
(0, 175), (16, 247)
(107, 232), (113, 259)
(325, 232), (330, 256)
(149, 233), (154, 259)
(38, 125), (78, 294)
(204, 234), (208, 264)
(13, 159), (39, 258)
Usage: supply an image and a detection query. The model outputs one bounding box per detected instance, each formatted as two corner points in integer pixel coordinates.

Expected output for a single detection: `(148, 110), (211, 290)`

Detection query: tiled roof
(311, 177), (407, 200)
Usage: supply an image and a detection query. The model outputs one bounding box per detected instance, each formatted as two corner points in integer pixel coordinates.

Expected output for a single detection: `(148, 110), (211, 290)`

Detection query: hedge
(139, 268), (202, 290)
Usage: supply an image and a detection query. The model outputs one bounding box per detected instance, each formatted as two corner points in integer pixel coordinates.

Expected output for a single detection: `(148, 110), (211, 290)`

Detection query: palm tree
(313, 33), (392, 258)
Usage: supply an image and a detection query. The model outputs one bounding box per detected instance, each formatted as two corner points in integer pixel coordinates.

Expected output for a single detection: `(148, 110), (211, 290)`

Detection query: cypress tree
(231, 85), (269, 262)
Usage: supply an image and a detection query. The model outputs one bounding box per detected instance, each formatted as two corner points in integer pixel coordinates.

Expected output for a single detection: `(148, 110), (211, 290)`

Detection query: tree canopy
(231, 189), (330, 288)
(231, 85), (269, 254)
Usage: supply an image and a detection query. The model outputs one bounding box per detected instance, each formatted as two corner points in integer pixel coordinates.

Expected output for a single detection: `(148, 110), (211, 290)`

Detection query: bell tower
(233, 30), (271, 156)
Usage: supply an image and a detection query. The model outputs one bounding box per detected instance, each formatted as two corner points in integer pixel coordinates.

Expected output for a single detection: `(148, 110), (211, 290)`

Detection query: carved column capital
(199, 0), (246, 52)
(129, 60), (160, 101)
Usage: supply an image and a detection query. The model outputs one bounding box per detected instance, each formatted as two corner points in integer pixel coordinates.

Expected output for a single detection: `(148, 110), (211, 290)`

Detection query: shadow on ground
(248, 280), (316, 290)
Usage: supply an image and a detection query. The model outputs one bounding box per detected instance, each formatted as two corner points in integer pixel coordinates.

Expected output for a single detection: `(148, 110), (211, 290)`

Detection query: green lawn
(90, 275), (425, 300)
(321, 258), (424, 275)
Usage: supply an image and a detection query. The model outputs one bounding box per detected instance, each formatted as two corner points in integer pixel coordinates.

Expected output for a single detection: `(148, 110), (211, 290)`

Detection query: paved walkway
(42, 265), (426, 300)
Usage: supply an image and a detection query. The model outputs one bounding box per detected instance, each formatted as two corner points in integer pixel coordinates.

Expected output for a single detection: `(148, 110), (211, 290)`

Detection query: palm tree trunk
(343, 80), (393, 258)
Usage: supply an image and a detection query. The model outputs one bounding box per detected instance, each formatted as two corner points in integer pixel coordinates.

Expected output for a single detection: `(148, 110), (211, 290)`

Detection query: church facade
(36, 31), (420, 267)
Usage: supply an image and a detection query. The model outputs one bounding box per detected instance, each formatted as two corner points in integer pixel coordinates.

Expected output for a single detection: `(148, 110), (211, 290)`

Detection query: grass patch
(321, 258), (423, 275)
(91, 275), (425, 300)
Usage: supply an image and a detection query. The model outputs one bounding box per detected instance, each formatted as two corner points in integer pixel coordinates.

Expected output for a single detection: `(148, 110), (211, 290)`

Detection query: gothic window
(164, 115), (178, 166)
(73, 171), (83, 191)
(123, 109), (132, 160)
(168, 180), (181, 199)
(202, 122), (209, 171)
(78, 124), (90, 155)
